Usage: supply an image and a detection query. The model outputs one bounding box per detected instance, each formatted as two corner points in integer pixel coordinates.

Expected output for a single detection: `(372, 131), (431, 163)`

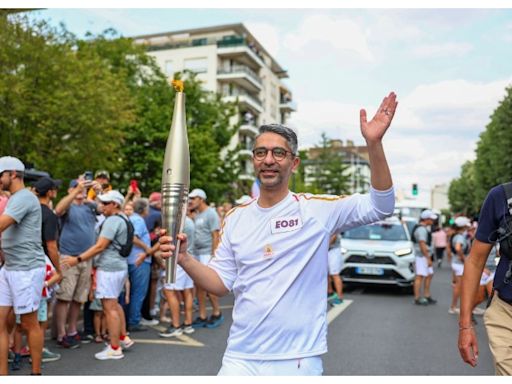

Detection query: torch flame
(171, 79), (184, 93)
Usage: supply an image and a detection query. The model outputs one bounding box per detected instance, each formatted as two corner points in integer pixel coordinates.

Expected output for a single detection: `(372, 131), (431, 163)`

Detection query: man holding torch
(160, 92), (398, 375)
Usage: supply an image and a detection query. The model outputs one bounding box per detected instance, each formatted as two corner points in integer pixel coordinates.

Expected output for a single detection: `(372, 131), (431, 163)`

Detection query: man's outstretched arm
(360, 92), (397, 191)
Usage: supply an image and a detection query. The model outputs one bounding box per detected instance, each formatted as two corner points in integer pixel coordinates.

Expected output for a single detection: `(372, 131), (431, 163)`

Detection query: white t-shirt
(208, 187), (395, 360)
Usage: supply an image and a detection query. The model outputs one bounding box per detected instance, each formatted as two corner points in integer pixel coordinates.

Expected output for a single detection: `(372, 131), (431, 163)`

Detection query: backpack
(450, 233), (469, 255)
(411, 224), (432, 246)
(497, 182), (512, 258)
(493, 182), (512, 301)
(99, 214), (134, 258)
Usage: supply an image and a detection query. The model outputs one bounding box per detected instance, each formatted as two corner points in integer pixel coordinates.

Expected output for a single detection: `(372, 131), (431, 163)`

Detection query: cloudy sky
(25, 6), (512, 198)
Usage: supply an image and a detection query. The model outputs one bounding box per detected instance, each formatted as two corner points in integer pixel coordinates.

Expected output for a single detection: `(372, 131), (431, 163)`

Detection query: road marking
(133, 302), (348, 347)
(327, 299), (353, 325)
(132, 334), (204, 347)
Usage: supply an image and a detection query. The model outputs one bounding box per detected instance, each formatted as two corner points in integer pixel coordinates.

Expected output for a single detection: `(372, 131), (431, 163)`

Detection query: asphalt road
(11, 265), (494, 376)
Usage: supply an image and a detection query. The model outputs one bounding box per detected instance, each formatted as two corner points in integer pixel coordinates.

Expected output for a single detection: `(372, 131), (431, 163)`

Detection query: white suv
(340, 217), (415, 288)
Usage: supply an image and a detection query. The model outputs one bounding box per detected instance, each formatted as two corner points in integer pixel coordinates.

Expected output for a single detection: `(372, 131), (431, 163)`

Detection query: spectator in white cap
(61, 190), (134, 360)
(187, 188), (224, 329)
(412, 209), (438, 305)
(0, 156), (46, 375)
(449, 216), (472, 315)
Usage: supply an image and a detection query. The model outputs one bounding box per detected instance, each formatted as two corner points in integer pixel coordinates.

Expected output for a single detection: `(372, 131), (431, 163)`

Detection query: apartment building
(133, 23), (296, 182)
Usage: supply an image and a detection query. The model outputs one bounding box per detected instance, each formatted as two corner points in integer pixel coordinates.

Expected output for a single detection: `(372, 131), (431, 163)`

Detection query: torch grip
(161, 182), (188, 284)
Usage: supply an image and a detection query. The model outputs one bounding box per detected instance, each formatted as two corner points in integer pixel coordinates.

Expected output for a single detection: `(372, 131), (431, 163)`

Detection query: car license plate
(356, 266), (384, 275)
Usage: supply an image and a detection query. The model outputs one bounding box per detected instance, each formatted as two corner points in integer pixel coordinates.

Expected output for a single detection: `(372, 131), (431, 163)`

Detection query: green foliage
(0, 15), (134, 182)
(309, 133), (352, 195)
(473, 86), (512, 202)
(0, 16), (241, 204)
(289, 149), (308, 193)
(449, 85), (512, 214)
(448, 160), (478, 216)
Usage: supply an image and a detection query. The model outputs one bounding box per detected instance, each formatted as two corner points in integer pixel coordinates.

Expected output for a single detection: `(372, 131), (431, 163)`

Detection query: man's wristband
(77, 256), (83, 263)
(459, 326), (474, 331)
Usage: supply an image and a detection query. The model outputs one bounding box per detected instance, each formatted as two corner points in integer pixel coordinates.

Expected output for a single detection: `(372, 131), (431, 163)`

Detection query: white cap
(189, 188), (207, 200)
(98, 190), (125, 206)
(0, 156), (25, 174)
(454, 216), (471, 228)
(420, 209), (438, 221)
(235, 195), (252, 205)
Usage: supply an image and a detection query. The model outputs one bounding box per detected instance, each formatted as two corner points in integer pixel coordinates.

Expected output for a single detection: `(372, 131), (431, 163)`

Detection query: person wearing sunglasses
(160, 92), (398, 375)
(61, 190), (134, 361)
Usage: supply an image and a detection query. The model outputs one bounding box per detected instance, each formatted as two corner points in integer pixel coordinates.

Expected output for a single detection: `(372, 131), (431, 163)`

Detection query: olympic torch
(161, 80), (190, 284)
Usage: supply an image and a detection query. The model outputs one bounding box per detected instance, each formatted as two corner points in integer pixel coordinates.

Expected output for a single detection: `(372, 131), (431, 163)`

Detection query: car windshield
(343, 223), (408, 241)
(403, 220), (417, 237)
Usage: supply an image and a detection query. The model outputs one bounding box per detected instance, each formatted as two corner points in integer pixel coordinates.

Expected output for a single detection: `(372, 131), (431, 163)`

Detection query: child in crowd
(89, 267), (107, 343)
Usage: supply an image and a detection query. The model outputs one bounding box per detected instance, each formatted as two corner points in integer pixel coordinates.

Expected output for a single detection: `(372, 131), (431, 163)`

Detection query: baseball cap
(34, 177), (62, 195)
(189, 188), (207, 200)
(454, 216), (471, 228)
(98, 190), (124, 206)
(94, 170), (110, 179)
(0, 156), (25, 174)
(420, 209), (438, 221)
(235, 195), (252, 205)
(149, 192), (161, 203)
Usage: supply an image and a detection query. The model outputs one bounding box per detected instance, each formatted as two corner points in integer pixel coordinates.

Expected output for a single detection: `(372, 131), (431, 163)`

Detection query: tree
(309, 133), (352, 195)
(0, 15), (241, 203)
(0, 14), (134, 181)
(289, 149), (309, 193)
(473, 86), (512, 204)
(80, 30), (240, 202)
(448, 160), (478, 216)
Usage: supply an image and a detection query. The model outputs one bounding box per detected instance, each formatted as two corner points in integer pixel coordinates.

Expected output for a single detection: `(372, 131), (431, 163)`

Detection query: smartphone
(130, 179), (138, 191)
(84, 171), (93, 181)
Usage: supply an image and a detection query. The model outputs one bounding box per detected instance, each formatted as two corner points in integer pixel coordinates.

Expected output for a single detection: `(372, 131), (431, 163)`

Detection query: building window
(184, 57), (208, 74)
(165, 60), (174, 76)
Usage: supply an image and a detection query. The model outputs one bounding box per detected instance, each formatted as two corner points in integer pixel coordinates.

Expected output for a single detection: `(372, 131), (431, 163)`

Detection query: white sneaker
(181, 324), (195, 334)
(121, 336), (134, 350)
(94, 345), (124, 360)
(448, 307), (460, 315)
(140, 318), (159, 326)
(473, 307), (486, 316)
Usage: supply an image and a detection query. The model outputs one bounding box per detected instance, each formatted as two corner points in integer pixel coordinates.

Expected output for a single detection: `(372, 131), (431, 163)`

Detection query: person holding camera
(87, 170), (112, 202)
(53, 177), (99, 348)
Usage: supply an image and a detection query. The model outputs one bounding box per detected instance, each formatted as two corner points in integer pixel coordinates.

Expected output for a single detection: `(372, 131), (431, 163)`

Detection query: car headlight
(341, 247), (348, 255)
(395, 248), (412, 257)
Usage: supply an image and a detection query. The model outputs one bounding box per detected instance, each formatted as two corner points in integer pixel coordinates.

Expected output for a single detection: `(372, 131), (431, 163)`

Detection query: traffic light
(412, 183), (418, 196)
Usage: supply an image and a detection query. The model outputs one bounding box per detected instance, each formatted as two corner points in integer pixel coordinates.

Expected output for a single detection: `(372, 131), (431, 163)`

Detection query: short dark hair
(256, 124), (298, 155)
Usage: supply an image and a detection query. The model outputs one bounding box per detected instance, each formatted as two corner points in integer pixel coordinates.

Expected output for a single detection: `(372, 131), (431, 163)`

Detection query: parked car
(340, 217), (415, 289)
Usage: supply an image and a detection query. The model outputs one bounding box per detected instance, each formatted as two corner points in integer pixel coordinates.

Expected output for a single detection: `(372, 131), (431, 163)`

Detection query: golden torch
(161, 80), (190, 284)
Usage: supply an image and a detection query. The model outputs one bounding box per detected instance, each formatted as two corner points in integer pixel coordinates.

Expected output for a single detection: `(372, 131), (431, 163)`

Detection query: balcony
(239, 123), (259, 137)
(279, 99), (297, 112)
(217, 37), (265, 69)
(217, 65), (262, 93)
(238, 149), (253, 158)
(223, 89), (263, 114)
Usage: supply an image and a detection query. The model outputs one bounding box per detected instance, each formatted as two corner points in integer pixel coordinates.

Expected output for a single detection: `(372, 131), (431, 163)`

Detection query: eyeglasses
(252, 147), (294, 161)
